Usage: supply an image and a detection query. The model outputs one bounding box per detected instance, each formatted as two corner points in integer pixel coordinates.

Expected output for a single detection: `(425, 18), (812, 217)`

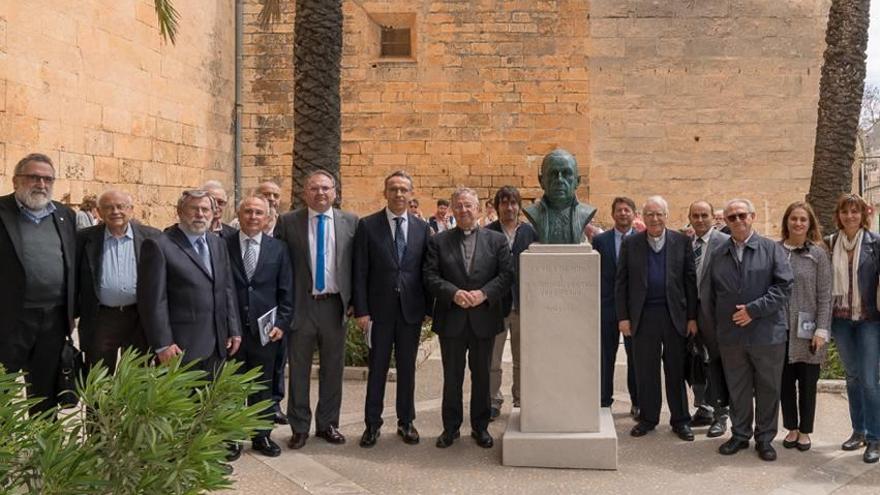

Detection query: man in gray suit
(707, 198), (792, 461)
(275, 170), (358, 449)
(687, 200), (731, 437)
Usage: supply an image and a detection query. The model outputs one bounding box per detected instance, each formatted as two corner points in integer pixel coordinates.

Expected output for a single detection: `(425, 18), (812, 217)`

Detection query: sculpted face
(538, 153), (580, 208)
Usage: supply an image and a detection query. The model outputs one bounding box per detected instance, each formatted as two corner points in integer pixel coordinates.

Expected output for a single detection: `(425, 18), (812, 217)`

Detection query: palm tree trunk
(292, 0), (343, 209)
(808, 0), (871, 233)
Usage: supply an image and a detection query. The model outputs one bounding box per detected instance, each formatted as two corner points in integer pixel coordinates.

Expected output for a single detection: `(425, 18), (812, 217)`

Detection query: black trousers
(600, 316), (638, 408)
(439, 323), (493, 432)
(364, 311), (421, 428)
(233, 329), (281, 440)
(83, 305), (149, 371)
(632, 305), (690, 427)
(0, 306), (68, 416)
(720, 343), (785, 442)
(780, 359), (820, 434)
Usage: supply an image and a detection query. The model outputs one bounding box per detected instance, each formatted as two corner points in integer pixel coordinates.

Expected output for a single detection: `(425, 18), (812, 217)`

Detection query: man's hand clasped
(453, 289), (487, 308)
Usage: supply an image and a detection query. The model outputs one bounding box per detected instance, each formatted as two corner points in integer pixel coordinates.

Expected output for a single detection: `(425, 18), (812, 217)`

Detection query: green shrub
(0, 350), (271, 494)
(343, 319), (436, 367)
(821, 341), (846, 380)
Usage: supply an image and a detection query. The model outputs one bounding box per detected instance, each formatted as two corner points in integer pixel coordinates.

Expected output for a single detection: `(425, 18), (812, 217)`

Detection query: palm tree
(154, 0), (180, 44)
(807, 0), (871, 233)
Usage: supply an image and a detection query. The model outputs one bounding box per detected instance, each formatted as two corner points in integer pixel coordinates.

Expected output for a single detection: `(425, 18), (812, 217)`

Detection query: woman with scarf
(778, 202), (831, 453)
(829, 193), (880, 463)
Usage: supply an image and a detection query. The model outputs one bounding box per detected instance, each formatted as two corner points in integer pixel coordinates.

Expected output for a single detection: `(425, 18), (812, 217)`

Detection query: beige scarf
(832, 229), (863, 320)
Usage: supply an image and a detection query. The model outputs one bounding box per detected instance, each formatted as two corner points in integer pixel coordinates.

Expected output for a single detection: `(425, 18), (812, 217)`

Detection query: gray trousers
(490, 311), (520, 409)
(719, 343), (785, 443)
(286, 295), (346, 434)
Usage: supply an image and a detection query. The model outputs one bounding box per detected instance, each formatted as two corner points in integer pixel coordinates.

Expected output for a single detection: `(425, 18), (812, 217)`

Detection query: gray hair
(97, 189), (133, 207)
(200, 180), (226, 193)
(177, 189), (216, 211)
(725, 198), (755, 213)
(451, 187), (480, 205)
(643, 195), (669, 215)
(237, 195), (269, 211)
(14, 153), (55, 176)
(306, 169), (337, 186)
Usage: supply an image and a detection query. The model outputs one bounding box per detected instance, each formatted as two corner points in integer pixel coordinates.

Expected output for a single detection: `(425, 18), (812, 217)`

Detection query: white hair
(643, 195), (668, 214)
(201, 180), (226, 193)
(237, 195), (269, 211)
(97, 189), (133, 207)
(725, 198), (755, 213)
(451, 187), (480, 205)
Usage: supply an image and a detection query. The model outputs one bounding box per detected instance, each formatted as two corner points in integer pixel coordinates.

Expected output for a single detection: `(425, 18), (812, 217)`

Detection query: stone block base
(502, 408), (618, 470)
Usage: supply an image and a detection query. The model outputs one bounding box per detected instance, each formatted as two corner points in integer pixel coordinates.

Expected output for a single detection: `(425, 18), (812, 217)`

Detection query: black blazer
(225, 232), (294, 335)
(0, 193), (77, 330)
(615, 229), (698, 337)
(137, 225), (241, 362)
(592, 228), (625, 324)
(75, 221), (161, 339)
(423, 228), (514, 339)
(484, 220), (539, 316)
(353, 209), (432, 325)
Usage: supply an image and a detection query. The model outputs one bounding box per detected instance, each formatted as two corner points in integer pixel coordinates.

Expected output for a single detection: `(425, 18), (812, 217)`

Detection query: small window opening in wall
(381, 26), (411, 57)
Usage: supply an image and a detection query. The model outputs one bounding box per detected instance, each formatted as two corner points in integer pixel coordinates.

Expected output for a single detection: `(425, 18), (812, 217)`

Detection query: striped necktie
(243, 238), (257, 281)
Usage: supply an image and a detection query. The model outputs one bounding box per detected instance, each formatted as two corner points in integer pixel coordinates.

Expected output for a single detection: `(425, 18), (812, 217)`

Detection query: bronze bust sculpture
(523, 149), (597, 244)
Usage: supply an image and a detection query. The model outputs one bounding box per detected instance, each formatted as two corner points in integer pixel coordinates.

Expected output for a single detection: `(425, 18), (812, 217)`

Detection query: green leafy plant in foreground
(1, 350), (271, 494)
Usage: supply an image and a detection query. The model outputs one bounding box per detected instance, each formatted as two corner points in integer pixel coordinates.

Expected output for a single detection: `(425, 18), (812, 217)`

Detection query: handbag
(56, 335), (85, 409)
(685, 335), (710, 387)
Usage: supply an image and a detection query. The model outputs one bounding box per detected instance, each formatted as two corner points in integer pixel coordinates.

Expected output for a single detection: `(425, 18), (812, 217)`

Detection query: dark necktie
(394, 217), (406, 262)
(694, 237), (704, 270)
(195, 237), (212, 277)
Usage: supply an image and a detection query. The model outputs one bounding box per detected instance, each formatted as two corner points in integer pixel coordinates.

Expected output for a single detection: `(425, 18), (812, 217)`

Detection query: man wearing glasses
(706, 199), (793, 461)
(75, 190), (160, 371)
(0, 153), (78, 415)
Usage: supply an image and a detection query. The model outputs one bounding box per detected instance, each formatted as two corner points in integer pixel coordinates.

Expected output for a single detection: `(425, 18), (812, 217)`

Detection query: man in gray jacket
(707, 199), (793, 461)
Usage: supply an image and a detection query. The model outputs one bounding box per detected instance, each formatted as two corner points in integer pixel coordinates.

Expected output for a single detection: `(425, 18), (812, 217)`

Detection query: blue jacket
(593, 228), (626, 324)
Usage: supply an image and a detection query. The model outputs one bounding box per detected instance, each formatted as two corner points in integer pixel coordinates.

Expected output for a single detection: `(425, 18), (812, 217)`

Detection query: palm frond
(154, 0), (181, 44)
(258, 0), (283, 29)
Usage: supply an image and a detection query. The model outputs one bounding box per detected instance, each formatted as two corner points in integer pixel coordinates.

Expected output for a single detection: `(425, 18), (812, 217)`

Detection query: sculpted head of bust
(538, 149), (580, 210)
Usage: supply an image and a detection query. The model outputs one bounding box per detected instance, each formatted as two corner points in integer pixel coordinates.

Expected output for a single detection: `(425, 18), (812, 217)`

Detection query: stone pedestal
(502, 244), (618, 470)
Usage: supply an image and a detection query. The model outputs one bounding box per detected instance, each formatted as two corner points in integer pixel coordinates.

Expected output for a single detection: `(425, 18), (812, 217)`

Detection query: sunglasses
(726, 212), (750, 223)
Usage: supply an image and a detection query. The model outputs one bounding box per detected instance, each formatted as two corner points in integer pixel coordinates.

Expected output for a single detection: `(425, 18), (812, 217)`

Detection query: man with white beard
(0, 153), (78, 415)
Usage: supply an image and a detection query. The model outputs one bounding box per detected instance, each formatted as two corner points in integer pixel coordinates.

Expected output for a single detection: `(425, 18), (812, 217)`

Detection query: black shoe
(471, 429), (494, 448)
(436, 430), (460, 448)
(630, 422), (654, 437)
(756, 442), (777, 461)
(796, 440), (812, 452)
(225, 442), (242, 462)
(287, 432), (308, 450)
(252, 436), (281, 457)
(691, 410), (713, 427)
(782, 433), (798, 449)
(397, 423), (420, 445)
(673, 424), (694, 442)
(864, 441), (880, 463)
(489, 407), (500, 422)
(359, 425), (380, 448)
(630, 406), (640, 419)
(843, 432), (867, 451)
(220, 463), (234, 475)
(274, 411), (289, 425)
(718, 438), (749, 455)
(315, 425), (346, 445)
(707, 417), (728, 438)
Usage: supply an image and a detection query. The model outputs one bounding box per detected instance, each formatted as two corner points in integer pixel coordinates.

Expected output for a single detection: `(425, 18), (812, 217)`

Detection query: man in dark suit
(592, 196), (639, 417)
(203, 180), (237, 238)
(0, 153), (77, 415)
(485, 186), (538, 418)
(687, 200), (731, 438)
(424, 187), (514, 449)
(353, 171), (432, 447)
(226, 196), (294, 457)
(275, 170), (358, 449)
(76, 189), (160, 371)
(616, 195), (698, 441)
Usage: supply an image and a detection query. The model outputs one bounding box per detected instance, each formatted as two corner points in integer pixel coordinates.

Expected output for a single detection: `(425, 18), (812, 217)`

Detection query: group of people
(598, 193), (880, 464)
(2, 151), (879, 470)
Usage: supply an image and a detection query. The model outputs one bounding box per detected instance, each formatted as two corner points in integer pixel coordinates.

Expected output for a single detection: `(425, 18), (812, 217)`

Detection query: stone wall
(588, 0), (829, 232)
(0, 1), (235, 225)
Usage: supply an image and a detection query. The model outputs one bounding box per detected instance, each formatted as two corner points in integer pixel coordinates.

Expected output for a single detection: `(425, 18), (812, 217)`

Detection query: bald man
(76, 189), (161, 370)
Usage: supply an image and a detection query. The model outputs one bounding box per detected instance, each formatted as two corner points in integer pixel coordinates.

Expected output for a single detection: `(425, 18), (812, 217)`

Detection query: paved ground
(221, 339), (880, 494)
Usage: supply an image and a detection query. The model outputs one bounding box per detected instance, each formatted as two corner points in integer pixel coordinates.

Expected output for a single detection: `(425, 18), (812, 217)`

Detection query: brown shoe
(287, 432), (308, 450)
(315, 425), (346, 444)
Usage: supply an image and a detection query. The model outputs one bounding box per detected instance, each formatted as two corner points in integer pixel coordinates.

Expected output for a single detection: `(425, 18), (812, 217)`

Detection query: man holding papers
(226, 196), (294, 457)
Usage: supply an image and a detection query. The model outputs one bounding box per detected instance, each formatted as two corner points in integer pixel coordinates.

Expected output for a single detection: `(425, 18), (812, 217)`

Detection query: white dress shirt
(386, 208), (408, 244)
(308, 207), (338, 294)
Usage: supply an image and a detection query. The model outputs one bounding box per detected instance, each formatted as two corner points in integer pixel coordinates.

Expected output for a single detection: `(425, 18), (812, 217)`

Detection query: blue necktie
(316, 214), (326, 291)
(195, 237), (212, 277)
(394, 217), (406, 262)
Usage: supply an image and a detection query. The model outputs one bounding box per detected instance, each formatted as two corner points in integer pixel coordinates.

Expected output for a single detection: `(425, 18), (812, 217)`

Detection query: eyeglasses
(726, 212), (750, 223)
(16, 174), (55, 184)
